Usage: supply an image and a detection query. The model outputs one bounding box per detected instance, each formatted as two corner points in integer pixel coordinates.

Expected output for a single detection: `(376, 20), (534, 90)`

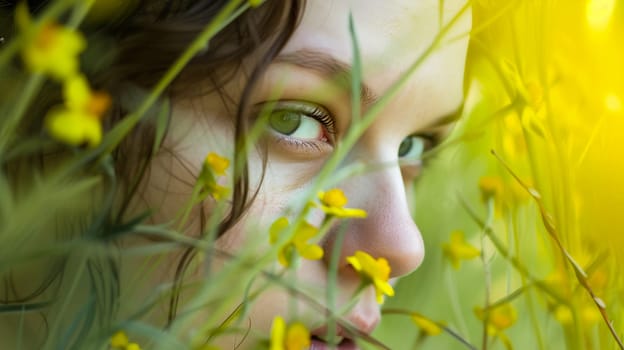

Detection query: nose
(321, 159), (425, 278)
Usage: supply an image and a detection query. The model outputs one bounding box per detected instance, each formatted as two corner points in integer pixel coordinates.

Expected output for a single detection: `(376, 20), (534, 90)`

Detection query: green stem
(0, 73), (44, 157)
(43, 254), (88, 350)
(383, 309), (477, 350)
(98, 0), (247, 157)
(492, 150), (624, 350)
(445, 266), (471, 342)
(458, 195), (567, 305)
(480, 198), (495, 350)
(327, 224), (347, 348)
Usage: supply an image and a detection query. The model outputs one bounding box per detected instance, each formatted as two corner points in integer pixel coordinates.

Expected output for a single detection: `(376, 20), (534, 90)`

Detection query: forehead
(278, 0), (472, 134)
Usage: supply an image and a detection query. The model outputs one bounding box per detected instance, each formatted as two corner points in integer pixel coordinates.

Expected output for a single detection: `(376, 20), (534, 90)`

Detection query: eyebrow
(274, 49), (463, 132)
(274, 49), (380, 107)
(423, 103), (464, 130)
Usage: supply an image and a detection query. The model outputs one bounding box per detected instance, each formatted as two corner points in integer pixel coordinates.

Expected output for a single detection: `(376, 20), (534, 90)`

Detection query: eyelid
(261, 100), (337, 139)
(255, 100), (338, 158)
(401, 132), (440, 156)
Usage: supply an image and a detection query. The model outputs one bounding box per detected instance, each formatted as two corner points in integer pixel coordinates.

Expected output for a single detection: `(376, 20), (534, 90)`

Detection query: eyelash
(305, 106), (336, 136)
(258, 100), (337, 154)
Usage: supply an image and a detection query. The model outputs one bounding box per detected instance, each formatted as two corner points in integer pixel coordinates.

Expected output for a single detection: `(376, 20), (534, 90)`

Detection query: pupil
(270, 111), (301, 135)
(398, 137), (413, 157)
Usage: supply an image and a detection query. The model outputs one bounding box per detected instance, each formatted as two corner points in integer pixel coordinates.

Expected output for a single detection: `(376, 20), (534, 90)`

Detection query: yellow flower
(553, 303), (601, 326)
(205, 152), (230, 176)
(46, 108), (102, 147)
(316, 189), (367, 219)
(110, 330), (141, 350)
(478, 176), (504, 203)
(320, 188), (348, 207)
(45, 75), (110, 147)
(346, 250), (394, 304)
(199, 152), (230, 200)
(270, 316), (311, 350)
(270, 217), (323, 267)
(411, 314), (444, 336)
(126, 343), (142, 350)
(474, 303), (518, 335)
(17, 3), (86, 80)
(442, 230), (480, 269)
(553, 304), (573, 325)
(110, 331), (129, 348)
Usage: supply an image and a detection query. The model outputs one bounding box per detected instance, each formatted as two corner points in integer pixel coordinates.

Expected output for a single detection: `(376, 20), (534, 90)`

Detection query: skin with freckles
(131, 0), (471, 348)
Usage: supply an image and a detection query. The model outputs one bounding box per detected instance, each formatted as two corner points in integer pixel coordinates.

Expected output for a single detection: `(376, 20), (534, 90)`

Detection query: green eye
(269, 111), (301, 135)
(398, 135), (428, 159)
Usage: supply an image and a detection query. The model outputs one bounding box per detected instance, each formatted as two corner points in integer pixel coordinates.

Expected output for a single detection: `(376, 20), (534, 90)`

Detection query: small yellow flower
(553, 302), (601, 326)
(126, 343), (142, 350)
(442, 230), (480, 269)
(553, 304), (573, 325)
(207, 183), (230, 200)
(110, 331), (129, 348)
(411, 314), (444, 336)
(45, 75), (111, 147)
(46, 107), (103, 147)
(270, 217), (324, 267)
(474, 303), (518, 335)
(346, 250), (394, 304)
(316, 189), (367, 219)
(270, 316), (311, 350)
(17, 3), (86, 80)
(199, 152), (230, 200)
(478, 176), (504, 203)
(205, 152), (230, 176)
(320, 188), (348, 207)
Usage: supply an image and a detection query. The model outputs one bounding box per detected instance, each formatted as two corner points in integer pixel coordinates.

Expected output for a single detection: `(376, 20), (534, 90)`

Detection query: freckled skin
(130, 0), (471, 348)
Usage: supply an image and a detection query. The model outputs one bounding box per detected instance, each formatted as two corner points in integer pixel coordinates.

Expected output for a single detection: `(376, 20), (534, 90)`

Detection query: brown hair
(1, 0), (305, 345)
(102, 0), (306, 324)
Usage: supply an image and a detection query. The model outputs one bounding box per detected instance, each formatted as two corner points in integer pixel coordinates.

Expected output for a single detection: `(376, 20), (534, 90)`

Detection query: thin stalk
(327, 225), (346, 348)
(480, 198), (494, 350)
(446, 267), (471, 341)
(492, 150), (624, 349)
(0, 73), (44, 157)
(98, 0), (247, 157)
(43, 254), (88, 350)
(383, 309), (477, 350)
(459, 195), (567, 305)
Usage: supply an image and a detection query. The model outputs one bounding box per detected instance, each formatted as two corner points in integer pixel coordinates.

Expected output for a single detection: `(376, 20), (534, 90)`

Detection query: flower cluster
(269, 217), (323, 267)
(346, 250), (394, 304)
(17, 3), (110, 147)
(474, 303), (518, 336)
(411, 314), (444, 336)
(269, 316), (310, 350)
(110, 331), (141, 350)
(199, 152), (231, 200)
(442, 230), (480, 270)
(315, 189), (367, 219)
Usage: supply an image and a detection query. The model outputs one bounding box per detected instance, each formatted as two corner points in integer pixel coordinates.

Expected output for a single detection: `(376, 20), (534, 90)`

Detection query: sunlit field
(1, 1), (623, 349)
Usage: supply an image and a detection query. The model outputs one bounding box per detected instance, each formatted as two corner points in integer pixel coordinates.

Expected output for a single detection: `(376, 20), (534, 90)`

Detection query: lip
(310, 324), (359, 350)
(310, 337), (359, 350)
(309, 312), (379, 350)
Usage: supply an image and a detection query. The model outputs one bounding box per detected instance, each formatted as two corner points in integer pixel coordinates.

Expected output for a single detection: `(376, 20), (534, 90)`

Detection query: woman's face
(139, 0), (470, 348)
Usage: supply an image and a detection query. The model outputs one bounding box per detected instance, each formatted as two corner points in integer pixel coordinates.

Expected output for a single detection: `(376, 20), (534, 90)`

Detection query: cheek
(263, 155), (326, 192)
